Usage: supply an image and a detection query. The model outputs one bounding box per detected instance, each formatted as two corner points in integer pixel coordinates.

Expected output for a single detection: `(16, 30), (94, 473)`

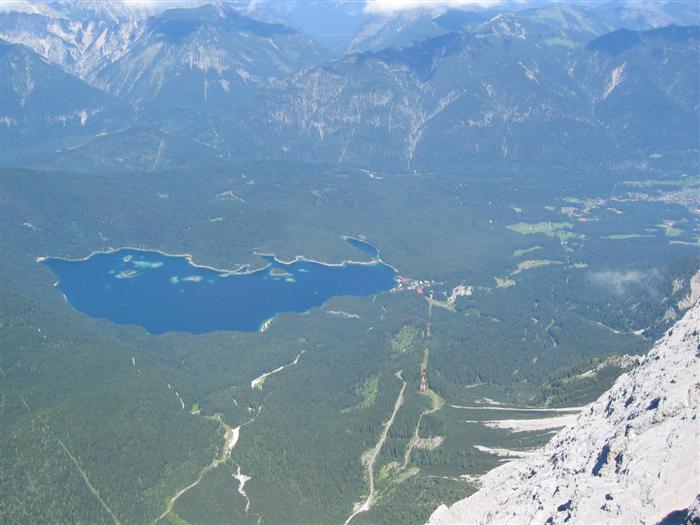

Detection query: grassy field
(342, 376), (380, 413)
(506, 221), (580, 242)
(512, 245), (543, 257)
(511, 259), (562, 275)
(604, 234), (653, 240)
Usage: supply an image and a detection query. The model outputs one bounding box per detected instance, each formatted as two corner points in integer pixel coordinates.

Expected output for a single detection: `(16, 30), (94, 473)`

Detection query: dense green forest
(1, 1), (698, 521)
(1, 162), (698, 523)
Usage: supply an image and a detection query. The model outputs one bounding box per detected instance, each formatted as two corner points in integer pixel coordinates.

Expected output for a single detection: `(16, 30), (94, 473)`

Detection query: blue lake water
(344, 237), (380, 259)
(43, 242), (396, 335)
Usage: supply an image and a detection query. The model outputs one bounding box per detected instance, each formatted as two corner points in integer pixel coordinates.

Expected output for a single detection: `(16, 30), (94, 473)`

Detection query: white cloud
(245, 0), (264, 13)
(364, 0), (506, 14)
(0, 1), (62, 15)
(589, 269), (661, 297)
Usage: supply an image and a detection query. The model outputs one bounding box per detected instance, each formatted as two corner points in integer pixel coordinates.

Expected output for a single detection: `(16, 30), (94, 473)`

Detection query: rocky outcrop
(429, 302), (700, 525)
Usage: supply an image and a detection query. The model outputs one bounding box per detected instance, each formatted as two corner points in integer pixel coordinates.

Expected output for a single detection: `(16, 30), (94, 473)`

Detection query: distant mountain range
(1, 1), (698, 172)
(243, 20), (698, 171)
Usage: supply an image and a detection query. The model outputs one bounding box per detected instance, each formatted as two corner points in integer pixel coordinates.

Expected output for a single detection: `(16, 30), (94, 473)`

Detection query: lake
(42, 241), (396, 334)
(343, 236), (381, 259)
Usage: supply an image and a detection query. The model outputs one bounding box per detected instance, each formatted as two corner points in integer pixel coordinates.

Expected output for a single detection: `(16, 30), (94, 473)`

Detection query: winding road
(345, 370), (407, 525)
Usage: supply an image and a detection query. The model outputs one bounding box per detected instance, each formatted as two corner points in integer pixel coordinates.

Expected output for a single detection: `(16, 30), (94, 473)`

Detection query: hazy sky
(0, 0), (532, 15)
(363, 0), (511, 14)
(1, 0), (694, 19)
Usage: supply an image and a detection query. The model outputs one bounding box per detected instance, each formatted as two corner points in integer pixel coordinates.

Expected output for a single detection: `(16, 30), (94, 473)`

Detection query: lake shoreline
(39, 240), (399, 335)
(37, 235), (398, 276)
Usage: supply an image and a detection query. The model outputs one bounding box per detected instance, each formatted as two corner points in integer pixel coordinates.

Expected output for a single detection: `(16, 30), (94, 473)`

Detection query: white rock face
(429, 302), (700, 525)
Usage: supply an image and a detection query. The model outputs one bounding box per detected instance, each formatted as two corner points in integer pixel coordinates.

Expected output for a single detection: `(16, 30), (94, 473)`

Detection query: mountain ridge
(429, 301), (700, 525)
(1, 4), (698, 174)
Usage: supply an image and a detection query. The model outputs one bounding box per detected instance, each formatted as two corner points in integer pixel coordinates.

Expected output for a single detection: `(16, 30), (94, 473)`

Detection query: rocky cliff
(429, 302), (700, 525)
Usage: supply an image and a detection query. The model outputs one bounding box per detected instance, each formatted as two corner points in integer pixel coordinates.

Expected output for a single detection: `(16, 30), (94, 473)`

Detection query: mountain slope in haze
(346, 8), (477, 54)
(0, 3), (150, 80)
(581, 25), (700, 153)
(256, 0), (370, 56)
(250, 21), (587, 169)
(346, 5), (595, 55)
(87, 4), (329, 158)
(27, 127), (226, 173)
(0, 39), (222, 172)
(0, 3), (331, 170)
(2, 3), (698, 174)
(247, 22), (699, 171)
(0, 1), (328, 89)
(94, 3), (329, 105)
(0, 39), (132, 157)
(429, 301), (700, 525)
(594, 0), (700, 32)
(347, 1), (698, 55)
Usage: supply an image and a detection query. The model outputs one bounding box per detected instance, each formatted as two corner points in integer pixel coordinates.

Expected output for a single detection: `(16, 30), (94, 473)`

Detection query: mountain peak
(480, 13), (528, 40)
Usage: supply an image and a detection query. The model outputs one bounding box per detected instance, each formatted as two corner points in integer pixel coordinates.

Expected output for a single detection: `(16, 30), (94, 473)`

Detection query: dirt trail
(155, 408), (261, 525)
(155, 424), (238, 524)
(450, 404), (585, 412)
(159, 343), (301, 524)
(403, 329), (443, 468)
(402, 396), (442, 468)
(250, 351), (304, 389)
(58, 439), (122, 525)
(19, 395), (121, 524)
(345, 371), (406, 525)
(234, 464), (252, 513)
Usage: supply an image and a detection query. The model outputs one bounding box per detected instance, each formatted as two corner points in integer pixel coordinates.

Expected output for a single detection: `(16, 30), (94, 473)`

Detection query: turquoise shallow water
(43, 241), (396, 335)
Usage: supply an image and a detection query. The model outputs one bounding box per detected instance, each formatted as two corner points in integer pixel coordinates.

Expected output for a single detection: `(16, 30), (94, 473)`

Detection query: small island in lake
(42, 239), (397, 334)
